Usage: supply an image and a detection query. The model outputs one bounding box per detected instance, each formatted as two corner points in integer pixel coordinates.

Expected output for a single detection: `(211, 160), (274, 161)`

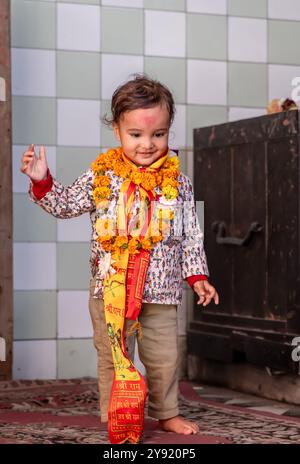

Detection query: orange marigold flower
(131, 171), (143, 185)
(128, 237), (140, 254)
(141, 173), (157, 190)
(162, 186), (178, 199)
(151, 234), (163, 244)
(94, 175), (110, 188)
(167, 156), (180, 168)
(140, 238), (152, 251)
(96, 186), (110, 199)
(115, 236), (128, 249)
(97, 237), (112, 251)
(161, 177), (179, 188)
(162, 168), (178, 180)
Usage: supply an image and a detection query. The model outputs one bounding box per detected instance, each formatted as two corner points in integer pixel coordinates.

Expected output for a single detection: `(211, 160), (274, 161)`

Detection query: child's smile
(113, 104), (170, 166)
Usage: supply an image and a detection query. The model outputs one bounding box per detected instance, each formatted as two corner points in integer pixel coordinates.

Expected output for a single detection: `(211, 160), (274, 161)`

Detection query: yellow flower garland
(91, 147), (180, 256)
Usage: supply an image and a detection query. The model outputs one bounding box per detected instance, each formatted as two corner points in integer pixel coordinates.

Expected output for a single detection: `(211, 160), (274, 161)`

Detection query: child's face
(113, 104), (170, 166)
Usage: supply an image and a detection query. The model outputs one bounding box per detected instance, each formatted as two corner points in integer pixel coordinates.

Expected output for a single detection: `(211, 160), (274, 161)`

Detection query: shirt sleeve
(180, 174), (210, 279)
(185, 274), (208, 289)
(29, 168), (96, 219)
(31, 168), (53, 200)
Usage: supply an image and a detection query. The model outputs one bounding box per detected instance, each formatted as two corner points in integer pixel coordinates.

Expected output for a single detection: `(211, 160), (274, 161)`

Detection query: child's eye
(155, 133), (166, 137)
(131, 133), (140, 138)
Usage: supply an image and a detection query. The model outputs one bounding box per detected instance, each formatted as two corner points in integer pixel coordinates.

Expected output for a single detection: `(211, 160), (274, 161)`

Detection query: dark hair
(103, 74), (175, 127)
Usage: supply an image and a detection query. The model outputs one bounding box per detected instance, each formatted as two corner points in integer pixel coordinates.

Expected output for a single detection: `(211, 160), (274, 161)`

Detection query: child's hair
(104, 74), (175, 127)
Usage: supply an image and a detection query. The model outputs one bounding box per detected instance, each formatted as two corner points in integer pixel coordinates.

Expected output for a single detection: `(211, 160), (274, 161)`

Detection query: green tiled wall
(11, 0), (300, 379)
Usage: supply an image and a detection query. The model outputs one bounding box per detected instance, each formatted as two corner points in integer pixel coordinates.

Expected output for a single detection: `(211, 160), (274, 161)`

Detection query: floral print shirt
(28, 154), (209, 305)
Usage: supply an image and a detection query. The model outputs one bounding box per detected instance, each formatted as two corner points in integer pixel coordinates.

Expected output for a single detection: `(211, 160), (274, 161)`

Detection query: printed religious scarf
(103, 150), (170, 444)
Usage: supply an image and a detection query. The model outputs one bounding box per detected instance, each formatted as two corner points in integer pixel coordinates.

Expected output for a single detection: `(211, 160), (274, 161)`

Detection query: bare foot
(159, 415), (199, 435)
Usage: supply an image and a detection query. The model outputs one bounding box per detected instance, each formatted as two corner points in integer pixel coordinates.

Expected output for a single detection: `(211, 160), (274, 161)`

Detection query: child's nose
(142, 138), (154, 149)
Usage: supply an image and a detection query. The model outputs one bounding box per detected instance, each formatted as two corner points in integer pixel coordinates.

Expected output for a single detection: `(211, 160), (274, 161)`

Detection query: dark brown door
(189, 110), (300, 373)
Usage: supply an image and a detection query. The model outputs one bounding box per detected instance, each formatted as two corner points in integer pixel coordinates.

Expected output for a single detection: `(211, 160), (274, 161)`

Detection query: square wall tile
(228, 0), (267, 18)
(13, 145), (56, 193)
(14, 291), (57, 340)
(57, 3), (100, 52)
(101, 100), (119, 147)
(57, 339), (97, 378)
(57, 215), (92, 242)
(144, 57), (186, 104)
(58, 291), (92, 338)
(11, 0), (56, 49)
(228, 107), (265, 122)
(178, 150), (188, 175)
(57, 99), (101, 147)
(268, 64), (300, 102)
(169, 105), (186, 150)
(187, 105), (227, 146)
(56, 147), (99, 185)
(228, 62), (268, 107)
(228, 17), (267, 62)
(144, 0), (185, 11)
(12, 96), (56, 146)
(187, 60), (227, 105)
(14, 243), (57, 290)
(145, 10), (185, 58)
(268, 0), (300, 20)
(12, 49), (55, 97)
(269, 21), (300, 65)
(57, 51), (100, 99)
(187, 14), (227, 60)
(60, 0), (99, 4)
(187, 0), (226, 15)
(102, 0), (143, 6)
(13, 193), (57, 242)
(57, 242), (90, 290)
(183, 150), (194, 180)
(101, 54), (143, 100)
(102, 7), (143, 55)
(195, 200), (205, 230)
(13, 340), (56, 380)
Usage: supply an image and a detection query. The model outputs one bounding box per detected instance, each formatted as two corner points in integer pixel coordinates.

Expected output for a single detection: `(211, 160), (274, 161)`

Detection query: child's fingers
(39, 145), (46, 160)
(20, 152), (35, 172)
(202, 297), (210, 307)
(197, 292), (206, 305)
(214, 292), (219, 305)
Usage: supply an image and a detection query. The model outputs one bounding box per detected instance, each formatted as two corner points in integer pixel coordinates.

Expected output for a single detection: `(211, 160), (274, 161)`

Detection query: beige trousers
(88, 278), (179, 422)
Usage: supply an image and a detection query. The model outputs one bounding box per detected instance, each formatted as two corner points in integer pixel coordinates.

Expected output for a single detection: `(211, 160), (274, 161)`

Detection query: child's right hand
(20, 144), (48, 182)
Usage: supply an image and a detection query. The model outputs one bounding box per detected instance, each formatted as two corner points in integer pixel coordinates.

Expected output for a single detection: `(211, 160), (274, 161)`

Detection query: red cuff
(31, 169), (53, 200)
(185, 274), (208, 289)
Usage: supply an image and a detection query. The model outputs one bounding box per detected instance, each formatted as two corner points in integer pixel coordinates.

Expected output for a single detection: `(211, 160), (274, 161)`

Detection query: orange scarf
(104, 151), (169, 444)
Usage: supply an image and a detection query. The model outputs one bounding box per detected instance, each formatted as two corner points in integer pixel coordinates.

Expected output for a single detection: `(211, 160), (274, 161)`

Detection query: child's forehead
(120, 105), (170, 128)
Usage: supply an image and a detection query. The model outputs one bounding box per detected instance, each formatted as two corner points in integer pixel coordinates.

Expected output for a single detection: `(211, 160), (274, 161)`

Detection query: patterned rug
(0, 378), (300, 444)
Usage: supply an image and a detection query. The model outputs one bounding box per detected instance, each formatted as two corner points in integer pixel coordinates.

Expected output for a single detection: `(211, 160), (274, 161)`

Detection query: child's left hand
(193, 280), (219, 307)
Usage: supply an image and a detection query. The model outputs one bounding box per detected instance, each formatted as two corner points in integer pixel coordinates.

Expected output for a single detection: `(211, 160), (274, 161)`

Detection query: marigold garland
(91, 147), (180, 256)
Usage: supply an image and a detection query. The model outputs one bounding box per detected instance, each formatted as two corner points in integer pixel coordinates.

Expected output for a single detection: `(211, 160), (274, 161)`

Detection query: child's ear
(113, 123), (120, 141)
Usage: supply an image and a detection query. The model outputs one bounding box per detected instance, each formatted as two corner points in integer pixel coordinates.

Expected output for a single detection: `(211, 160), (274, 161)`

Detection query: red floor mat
(0, 378), (299, 444)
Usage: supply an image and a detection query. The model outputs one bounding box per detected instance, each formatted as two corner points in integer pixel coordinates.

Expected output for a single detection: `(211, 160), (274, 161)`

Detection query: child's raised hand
(20, 144), (48, 182)
(193, 280), (219, 308)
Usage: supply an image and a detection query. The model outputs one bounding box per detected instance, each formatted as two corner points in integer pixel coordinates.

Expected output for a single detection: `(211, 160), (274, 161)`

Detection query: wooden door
(188, 110), (300, 373)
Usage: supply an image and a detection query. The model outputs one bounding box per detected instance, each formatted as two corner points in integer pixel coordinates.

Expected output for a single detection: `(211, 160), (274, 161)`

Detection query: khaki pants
(88, 278), (179, 422)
